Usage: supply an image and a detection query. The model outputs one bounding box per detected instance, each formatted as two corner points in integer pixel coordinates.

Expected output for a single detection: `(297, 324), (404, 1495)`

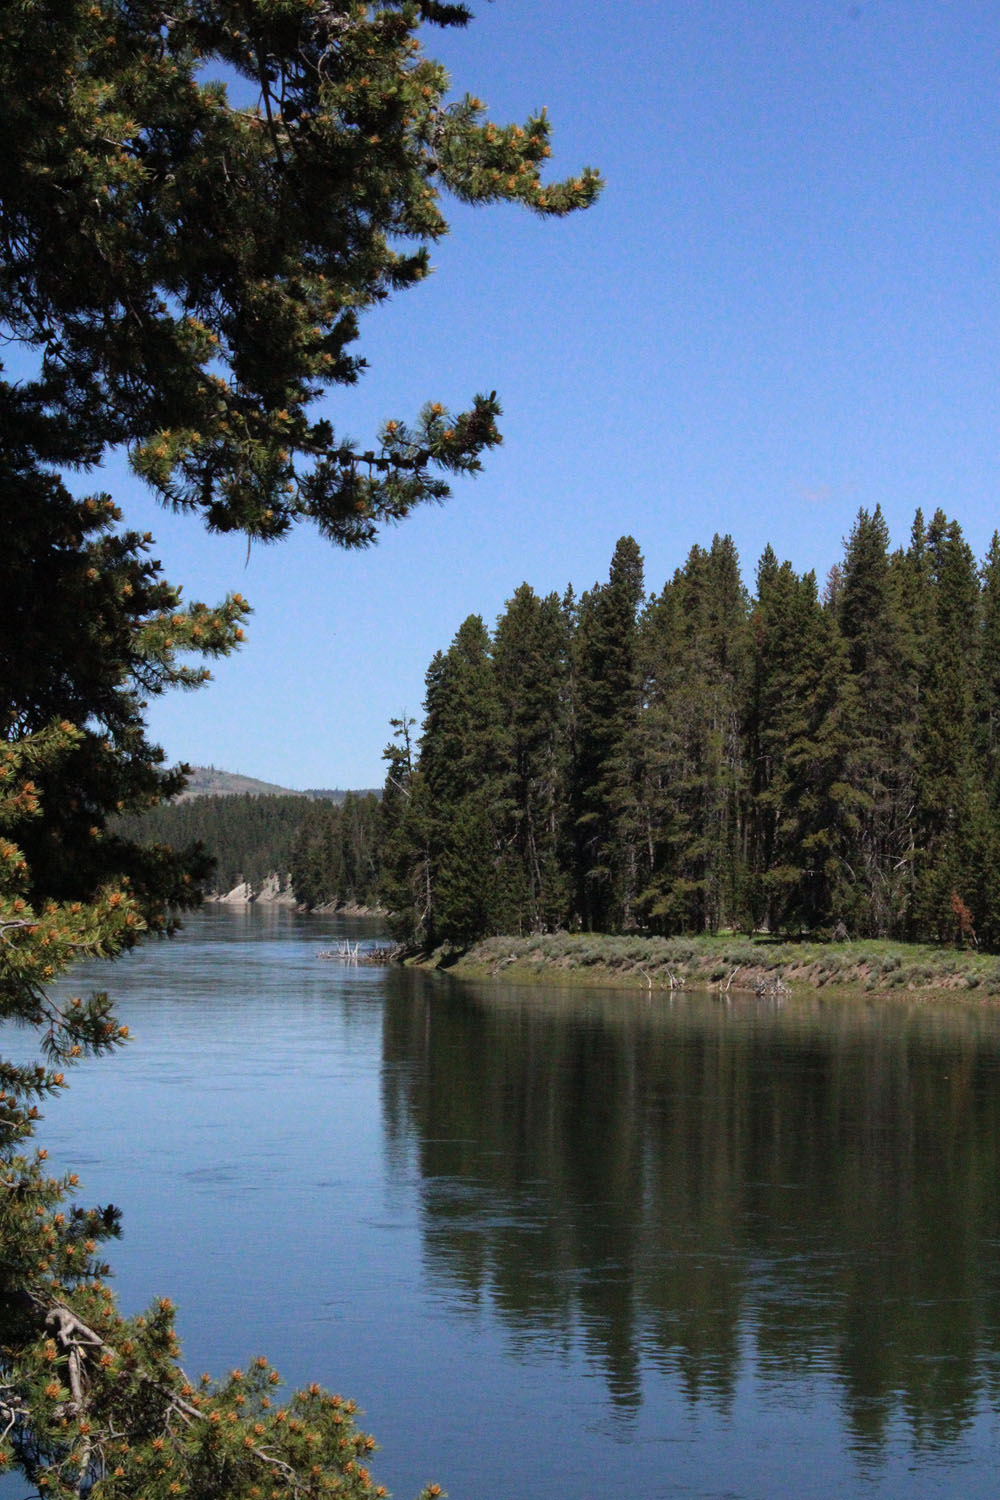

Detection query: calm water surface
(13, 908), (1000, 1499)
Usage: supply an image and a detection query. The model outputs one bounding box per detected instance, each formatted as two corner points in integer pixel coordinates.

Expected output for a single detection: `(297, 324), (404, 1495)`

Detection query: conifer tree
(909, 513), (983, 939)
(419, 616), (510, 945)
(492, 585), (571, 931)
(570, 537), (645, 930)
(977, 536), (1000, 794)
(290, 806), (328, 908)
(836, 507), (920, 935)
(124, 790), (317, 894)
(633, 537), (748, 933)
(702, 533), (752, 926)
(1, 400), (248, 913)
(972, 534), (1000, 945)
(744, 555), (859, 934)
(628, 579), (686, 933)
(3, 0), (600, 545)
(379, 714), (435, 944)
(336, 792), (383, 907)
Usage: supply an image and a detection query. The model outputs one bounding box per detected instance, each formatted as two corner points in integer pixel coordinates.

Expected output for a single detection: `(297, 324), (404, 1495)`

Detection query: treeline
(118, 791), (383, 907)
(381, 507), (1000, 950)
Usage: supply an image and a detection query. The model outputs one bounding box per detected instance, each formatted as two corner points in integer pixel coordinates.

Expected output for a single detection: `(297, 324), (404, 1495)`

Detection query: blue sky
(109, 0), (997, 789)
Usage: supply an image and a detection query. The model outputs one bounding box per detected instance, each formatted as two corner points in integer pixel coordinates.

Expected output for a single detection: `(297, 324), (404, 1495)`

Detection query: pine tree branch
(21, 1290), (334, 1497)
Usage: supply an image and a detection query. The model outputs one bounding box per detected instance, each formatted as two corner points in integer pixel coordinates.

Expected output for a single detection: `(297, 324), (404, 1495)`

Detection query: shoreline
(420, 932), (1000, 1003)
(201, 875), (386, 917)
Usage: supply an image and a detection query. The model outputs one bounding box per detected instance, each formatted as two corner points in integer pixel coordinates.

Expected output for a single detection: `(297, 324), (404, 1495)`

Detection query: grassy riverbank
(429, 932), (1000, 1000)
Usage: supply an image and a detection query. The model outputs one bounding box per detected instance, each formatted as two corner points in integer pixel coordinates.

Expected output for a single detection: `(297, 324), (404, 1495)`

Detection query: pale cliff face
(208, 875), (296, 905)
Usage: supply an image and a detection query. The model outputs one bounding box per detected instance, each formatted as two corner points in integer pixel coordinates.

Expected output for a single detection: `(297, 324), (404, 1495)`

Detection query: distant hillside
(176, 766), (303, 800)
(176, 766), (378, 803)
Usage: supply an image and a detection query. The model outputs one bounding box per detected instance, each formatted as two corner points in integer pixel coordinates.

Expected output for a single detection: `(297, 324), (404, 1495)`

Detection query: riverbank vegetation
(383, 512), (1000, 955)
(445, 931), (1000, 998)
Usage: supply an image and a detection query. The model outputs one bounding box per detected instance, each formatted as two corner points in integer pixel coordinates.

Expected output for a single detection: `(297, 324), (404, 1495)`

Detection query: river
(9, 907), (1000, 1498)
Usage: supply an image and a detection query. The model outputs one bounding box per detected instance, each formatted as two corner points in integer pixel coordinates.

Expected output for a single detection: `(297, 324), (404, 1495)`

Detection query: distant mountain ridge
(175, 766), (378, 803)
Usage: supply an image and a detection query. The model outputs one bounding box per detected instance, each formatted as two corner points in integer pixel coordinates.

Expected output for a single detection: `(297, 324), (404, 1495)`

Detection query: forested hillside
(382, 507), (1000, 950)
(118, 791), (383, 905)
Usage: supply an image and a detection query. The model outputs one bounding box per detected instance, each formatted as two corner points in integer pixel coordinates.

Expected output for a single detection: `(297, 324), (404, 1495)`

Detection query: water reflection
(10, 913), (1000, 1498)
(381, 978), (1000, 1450)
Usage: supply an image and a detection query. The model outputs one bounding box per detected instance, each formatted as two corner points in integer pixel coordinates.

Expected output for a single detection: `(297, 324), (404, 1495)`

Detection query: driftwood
(318, 941), (398, 966)
(755, 975), (789, 999)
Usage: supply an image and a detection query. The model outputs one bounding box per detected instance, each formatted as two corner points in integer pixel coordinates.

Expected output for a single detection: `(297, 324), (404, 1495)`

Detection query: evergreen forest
(381, 507), (1000, 952)
(289, 792), (383, 908)
(119, 791), (384, 906)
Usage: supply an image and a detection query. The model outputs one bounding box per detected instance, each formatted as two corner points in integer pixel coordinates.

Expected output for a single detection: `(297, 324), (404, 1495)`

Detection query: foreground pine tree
(1, 2), (599, 1492)
(3, 0), (599, 544)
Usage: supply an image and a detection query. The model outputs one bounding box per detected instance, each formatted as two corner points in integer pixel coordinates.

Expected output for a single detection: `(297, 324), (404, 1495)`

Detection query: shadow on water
(380, 974), (1000, 1452)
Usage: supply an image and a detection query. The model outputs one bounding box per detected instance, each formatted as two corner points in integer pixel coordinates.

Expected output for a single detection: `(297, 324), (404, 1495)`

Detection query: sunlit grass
(450, 930), (1000, 999)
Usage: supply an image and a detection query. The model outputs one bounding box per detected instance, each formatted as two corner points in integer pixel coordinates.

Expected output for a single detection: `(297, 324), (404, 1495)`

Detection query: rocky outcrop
(212, 881), (254, 905)
(205, 876), (386, 914)
(208, 873), (297, 906)
(255, 874), (298, 905)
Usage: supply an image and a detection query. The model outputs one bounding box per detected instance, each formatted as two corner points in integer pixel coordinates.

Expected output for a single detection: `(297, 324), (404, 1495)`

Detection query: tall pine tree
(909, 513), (984, 940)
(836, 507), (920, 935)
(419, 616), (510, 946)
(633, 536), (748, 934)
(493, 585), (571, 931)
(744, 554), (858, 934)
(570, 537), (645, 930)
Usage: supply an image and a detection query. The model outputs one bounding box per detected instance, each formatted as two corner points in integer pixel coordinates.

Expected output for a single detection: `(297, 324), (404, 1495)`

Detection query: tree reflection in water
(380, 976), (1000, 1452)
